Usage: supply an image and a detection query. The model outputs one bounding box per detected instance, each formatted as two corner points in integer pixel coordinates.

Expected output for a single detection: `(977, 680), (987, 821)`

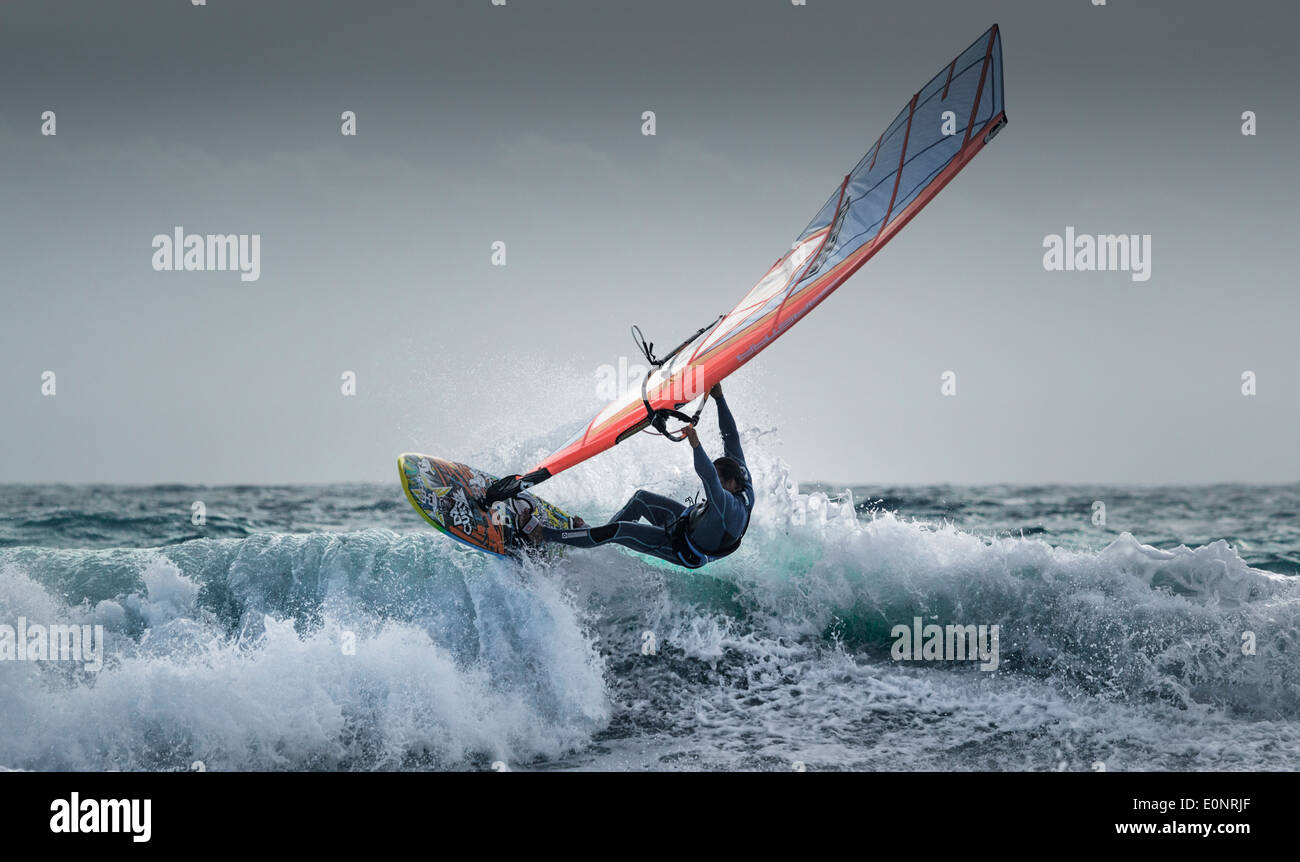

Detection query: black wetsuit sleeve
(694, 444), (728, 507)
(714, 393), (745, 468)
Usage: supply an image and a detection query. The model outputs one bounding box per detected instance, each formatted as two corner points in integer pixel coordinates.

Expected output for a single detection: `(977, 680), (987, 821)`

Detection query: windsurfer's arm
(685, 426), (728, 505)
(711, 384), (745, 467)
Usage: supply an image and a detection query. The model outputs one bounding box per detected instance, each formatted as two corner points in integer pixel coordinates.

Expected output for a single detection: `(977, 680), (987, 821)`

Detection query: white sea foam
(0, 551), (607, 771)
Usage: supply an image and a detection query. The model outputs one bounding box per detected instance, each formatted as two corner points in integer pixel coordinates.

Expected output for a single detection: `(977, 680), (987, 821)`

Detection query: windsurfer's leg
(609, 490), (686, 528)
(541, 523), (612, 548)
(541, 520), (679, 563)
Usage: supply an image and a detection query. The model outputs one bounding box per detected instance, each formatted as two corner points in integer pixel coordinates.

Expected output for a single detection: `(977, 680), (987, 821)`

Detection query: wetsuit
(541, 393), (754, 568)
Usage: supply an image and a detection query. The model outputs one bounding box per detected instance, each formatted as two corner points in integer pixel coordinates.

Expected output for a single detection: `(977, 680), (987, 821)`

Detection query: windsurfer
(532, 383), (753, 568)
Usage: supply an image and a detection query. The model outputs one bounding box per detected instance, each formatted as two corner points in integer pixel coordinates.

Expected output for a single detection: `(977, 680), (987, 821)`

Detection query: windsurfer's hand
(684, 426), (700, 448)
(709, 383), (723, 400)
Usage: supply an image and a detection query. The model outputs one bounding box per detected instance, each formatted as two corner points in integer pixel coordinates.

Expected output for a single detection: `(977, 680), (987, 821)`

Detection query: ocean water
(2, 431), (1298, 772)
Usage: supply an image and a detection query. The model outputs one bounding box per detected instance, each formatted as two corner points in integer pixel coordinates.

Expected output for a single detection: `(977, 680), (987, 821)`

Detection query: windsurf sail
(506, 25), (1007, 492)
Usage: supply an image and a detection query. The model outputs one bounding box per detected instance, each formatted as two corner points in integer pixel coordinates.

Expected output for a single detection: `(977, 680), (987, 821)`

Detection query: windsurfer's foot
(511, 497), (543, 544)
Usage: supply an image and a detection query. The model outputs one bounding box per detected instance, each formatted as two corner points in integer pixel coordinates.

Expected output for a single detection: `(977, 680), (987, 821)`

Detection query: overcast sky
(1, 0), (1296, 485)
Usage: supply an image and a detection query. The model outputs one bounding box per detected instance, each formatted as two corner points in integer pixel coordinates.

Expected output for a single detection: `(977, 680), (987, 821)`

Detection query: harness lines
(631, 317), (721, 442)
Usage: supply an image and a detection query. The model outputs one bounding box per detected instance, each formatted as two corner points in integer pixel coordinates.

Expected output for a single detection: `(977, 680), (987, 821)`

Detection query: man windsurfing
(522, 383), (753, 568)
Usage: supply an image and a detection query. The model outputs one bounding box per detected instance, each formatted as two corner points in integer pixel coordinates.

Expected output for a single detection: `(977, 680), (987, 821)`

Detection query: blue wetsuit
(542, 393), (754, 567)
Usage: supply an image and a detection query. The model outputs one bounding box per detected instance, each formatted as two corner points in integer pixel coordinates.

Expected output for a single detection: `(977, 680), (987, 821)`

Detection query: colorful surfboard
(398, 454), (579, 558)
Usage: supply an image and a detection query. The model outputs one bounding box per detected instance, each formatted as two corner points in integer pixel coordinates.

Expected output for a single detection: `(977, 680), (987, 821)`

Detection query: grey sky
(1, 1), (1296, 485)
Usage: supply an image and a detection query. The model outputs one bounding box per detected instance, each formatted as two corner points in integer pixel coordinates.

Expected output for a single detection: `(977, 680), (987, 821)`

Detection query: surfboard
(397, 453), (580, 558)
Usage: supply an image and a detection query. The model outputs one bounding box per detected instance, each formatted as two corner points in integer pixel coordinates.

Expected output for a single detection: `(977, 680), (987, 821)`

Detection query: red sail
(532, 25), (1007, 480)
